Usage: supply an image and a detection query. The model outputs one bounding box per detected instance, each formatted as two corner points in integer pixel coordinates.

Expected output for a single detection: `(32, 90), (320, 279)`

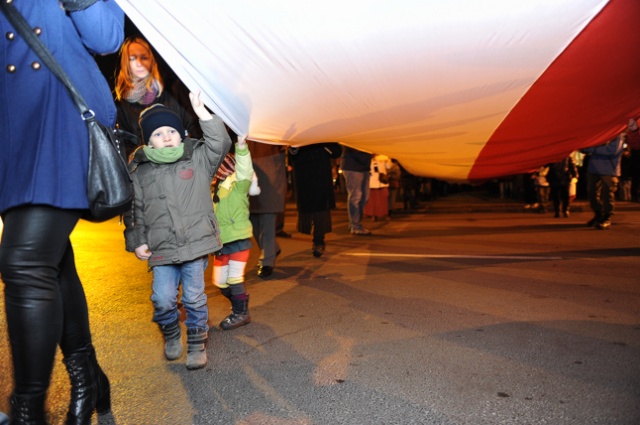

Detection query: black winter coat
(290, 143), (341, 213)
(547, 156), (578, 187)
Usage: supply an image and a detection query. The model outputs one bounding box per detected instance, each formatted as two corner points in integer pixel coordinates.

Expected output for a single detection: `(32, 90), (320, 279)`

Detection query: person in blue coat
(580, 118), (640, 230)
(581, 133), (626, 230)
(0, 1), (124, 423)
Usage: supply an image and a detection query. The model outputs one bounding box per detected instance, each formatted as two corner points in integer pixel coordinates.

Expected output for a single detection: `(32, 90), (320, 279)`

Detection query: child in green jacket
(212, 136), (260, 330)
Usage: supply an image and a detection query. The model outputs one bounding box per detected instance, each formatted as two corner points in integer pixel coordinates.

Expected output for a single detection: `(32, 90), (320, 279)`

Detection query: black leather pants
(0, 205), (90, 397)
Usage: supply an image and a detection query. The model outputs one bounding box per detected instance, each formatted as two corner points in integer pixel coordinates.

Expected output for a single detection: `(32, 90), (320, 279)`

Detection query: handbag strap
(0, 1), (93, 120)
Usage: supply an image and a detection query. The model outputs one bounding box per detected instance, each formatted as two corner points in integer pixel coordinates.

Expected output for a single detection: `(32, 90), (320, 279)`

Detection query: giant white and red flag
(116, 0), (640, 181)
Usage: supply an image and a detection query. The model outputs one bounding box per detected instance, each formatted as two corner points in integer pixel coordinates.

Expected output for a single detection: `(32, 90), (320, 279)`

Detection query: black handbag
(1, 2), (133, 222)
(374, 165), (389, 184)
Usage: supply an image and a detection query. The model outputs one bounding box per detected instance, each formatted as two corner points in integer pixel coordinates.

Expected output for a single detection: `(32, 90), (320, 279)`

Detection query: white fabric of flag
(115, 0), (640, 181)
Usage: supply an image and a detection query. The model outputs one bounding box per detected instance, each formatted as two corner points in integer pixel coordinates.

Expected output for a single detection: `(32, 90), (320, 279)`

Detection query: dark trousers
(276, 211), (285, 233)
(549, 184), (570, 214)
(587, 173), (618, 219)
(297, 210), (332, 246)
(0, 206), (90, 396)
(250, 213), (280, 267)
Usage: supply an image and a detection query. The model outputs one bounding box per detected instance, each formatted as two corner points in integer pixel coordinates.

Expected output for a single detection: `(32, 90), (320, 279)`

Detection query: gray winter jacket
(125, 117), (232, 266)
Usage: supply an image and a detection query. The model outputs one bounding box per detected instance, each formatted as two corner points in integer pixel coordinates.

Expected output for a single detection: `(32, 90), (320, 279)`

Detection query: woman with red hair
(114, 36), (201, 157)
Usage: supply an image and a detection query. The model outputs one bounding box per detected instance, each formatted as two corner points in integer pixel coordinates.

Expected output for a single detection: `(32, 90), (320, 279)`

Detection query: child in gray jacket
(124, 91), (231, 369)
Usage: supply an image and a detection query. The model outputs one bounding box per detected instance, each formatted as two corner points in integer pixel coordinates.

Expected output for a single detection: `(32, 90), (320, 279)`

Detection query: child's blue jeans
(150, 256), (209, 331)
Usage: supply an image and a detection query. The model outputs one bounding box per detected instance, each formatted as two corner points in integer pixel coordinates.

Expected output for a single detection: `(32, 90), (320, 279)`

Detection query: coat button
(33, 27), (42, 36)
(31, 62), (41, 70)
(6, 64), (16, 73)
(5, 31), (14, 40)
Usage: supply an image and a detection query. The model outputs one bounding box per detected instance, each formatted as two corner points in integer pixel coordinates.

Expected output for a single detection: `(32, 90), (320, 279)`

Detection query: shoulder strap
(0, 2), (92, 119)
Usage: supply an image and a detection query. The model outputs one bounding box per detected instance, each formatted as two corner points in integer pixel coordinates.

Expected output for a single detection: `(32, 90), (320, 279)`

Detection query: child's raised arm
(189, 90), (213, 122)
(237, 135), (247, 150)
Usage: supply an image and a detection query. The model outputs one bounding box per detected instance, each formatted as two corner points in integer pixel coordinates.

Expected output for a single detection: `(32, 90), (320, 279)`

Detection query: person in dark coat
(547, 155), (578, 218)
(0, 1), (124, 422)
(289, 143), (342, 257)
(248, 141), (288, 278)
(114, 36), (201, 158)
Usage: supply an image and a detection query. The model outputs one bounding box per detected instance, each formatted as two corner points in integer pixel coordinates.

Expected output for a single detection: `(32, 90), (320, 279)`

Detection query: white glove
(249, 172), (261, 196)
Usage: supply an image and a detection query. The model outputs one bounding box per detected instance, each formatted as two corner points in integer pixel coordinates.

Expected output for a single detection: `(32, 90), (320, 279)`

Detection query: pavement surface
(0, 192), (639, 425)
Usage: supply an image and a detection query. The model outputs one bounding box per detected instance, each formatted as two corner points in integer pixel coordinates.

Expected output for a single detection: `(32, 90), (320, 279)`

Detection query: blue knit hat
(139, 104), (185, 144)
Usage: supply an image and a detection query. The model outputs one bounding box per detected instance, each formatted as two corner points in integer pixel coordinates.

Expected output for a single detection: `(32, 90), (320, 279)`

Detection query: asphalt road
(0, 204), (639, 425)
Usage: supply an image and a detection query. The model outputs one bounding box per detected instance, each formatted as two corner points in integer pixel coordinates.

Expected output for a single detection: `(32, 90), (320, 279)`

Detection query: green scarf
(143, 144), (185, 164)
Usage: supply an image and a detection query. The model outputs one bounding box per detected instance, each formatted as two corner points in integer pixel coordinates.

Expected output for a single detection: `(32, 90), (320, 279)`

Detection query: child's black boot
(219, 294), (250, 330)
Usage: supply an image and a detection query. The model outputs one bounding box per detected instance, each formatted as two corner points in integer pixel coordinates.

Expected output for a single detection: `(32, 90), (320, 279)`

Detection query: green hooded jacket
(214, 143), (255, 244)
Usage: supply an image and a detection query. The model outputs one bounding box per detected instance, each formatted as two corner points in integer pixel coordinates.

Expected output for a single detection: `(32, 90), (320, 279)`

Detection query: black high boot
(62, 345), (111, 425)
(9, 391), (47, 425)
(219, 294), (250, 331)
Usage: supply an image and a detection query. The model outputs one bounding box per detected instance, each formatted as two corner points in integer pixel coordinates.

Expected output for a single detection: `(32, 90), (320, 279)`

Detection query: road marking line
(345, 253), (564, 260)
(244, 365), (310, 419)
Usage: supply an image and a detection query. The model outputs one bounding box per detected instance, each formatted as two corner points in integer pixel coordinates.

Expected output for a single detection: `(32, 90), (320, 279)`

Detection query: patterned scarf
(125, 76), (161, 105)
(215, 153), (236, 181)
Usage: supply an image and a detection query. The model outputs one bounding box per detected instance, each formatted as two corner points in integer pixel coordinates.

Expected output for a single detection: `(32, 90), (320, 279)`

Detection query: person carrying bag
(0, 1), (125, 423)
(1, 0), (133, 222)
